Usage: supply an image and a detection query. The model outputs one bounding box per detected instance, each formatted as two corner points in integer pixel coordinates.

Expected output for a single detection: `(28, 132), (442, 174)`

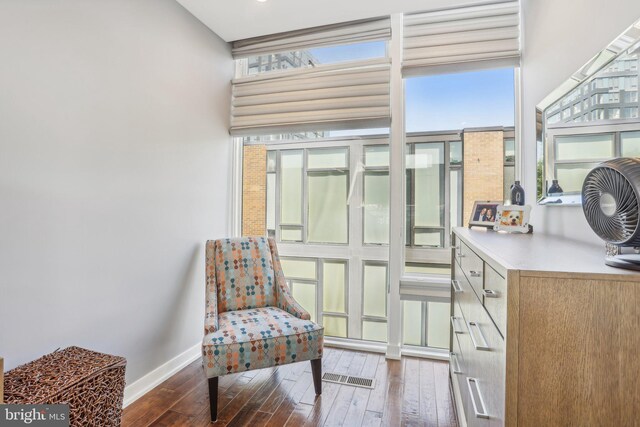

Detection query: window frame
(405, 132), (463, 270)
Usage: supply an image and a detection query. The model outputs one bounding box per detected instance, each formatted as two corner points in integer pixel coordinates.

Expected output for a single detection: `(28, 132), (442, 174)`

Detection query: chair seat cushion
(202, 307), (324, 378)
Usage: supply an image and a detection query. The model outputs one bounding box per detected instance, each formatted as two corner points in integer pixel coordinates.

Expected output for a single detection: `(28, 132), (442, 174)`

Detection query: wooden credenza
(450, 227), (640, 427)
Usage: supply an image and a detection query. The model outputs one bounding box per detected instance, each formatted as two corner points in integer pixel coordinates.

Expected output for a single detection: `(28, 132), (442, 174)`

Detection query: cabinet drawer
(465, 301), (506, 426)
(483, 265), (507, 337)
(452, 262), (477, 331)
(459, 241), (484, 297)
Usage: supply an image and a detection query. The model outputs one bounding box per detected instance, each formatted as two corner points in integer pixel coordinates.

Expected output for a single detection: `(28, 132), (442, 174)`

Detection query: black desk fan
(582, 157), (640, 270)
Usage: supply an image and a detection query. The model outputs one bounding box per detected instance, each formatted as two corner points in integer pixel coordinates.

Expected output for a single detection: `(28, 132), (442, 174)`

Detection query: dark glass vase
(548, 179), (564, 194)
(510, 181), (525, 206)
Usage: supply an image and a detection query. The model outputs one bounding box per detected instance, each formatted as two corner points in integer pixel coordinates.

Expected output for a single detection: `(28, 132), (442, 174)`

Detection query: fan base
(605, 255), (640, 271)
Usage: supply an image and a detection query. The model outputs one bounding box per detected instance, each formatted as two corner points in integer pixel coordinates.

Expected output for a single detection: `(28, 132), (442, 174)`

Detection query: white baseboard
(123, 342), (201, 408)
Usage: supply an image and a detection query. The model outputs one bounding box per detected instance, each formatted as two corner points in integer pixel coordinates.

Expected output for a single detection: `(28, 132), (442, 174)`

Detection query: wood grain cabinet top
(451, 227), (640, 427)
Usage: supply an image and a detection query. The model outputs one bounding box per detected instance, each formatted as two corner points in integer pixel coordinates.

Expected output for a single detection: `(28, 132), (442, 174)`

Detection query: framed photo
(468, 201), (501, 228)
(494, 205), (532, 233)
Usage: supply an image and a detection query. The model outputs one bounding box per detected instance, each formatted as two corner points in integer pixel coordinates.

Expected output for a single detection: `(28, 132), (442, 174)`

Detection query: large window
(251, 138), (389, 342)
(235, 13), (519, 354)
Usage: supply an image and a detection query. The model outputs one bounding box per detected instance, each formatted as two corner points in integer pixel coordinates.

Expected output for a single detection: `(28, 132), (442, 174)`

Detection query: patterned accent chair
(202, 237), (324, 422)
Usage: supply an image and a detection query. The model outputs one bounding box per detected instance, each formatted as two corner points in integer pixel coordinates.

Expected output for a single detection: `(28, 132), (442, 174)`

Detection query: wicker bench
(3, 347), (126, 427)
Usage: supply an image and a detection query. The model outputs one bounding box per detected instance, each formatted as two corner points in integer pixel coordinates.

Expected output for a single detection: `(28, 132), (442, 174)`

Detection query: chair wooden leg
(208, 377), (218, 422)
(311, 358), (322, 395)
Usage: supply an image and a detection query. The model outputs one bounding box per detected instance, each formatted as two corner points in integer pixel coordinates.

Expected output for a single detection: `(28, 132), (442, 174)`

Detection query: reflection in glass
(556, 163), (599, 193)
(555, 134), (613, 160)
(622, 131), (640, 156)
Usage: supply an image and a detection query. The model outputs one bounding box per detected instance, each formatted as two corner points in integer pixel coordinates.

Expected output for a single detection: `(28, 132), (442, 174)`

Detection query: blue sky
(309, 42), (515, 133)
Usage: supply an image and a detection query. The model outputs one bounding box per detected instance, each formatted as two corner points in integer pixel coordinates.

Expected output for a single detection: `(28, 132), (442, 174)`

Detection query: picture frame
(494, 204), (532, 233)
(468, 201), (501, 228)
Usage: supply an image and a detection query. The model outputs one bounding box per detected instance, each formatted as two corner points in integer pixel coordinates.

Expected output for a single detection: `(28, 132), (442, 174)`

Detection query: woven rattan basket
(4, 346), (126, 427)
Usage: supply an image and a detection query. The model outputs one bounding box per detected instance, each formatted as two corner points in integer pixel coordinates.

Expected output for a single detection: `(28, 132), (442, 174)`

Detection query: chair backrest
(210, 236), (277, 313)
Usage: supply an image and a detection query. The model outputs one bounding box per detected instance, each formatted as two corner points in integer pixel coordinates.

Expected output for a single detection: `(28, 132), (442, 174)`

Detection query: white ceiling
(176, 0), (488, 42)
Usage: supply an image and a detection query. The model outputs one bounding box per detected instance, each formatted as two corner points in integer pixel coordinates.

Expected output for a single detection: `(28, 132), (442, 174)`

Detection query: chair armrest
(277, 281), (311, 320)
(269, 238), (311, 320)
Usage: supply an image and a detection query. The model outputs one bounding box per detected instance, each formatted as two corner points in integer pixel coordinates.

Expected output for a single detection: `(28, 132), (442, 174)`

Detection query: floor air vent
(322, 372), (375, 389)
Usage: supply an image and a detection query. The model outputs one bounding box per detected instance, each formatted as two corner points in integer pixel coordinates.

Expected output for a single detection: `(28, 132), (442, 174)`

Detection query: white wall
(0, 0), (232, 385)
(522, 0), (640, 243)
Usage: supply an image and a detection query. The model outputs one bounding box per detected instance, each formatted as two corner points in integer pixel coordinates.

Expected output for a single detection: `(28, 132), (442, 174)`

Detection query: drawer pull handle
(469, 270), (482, 278)
(450, 352), (463, 374)
(483, 289), (499, 298)
(467, 321), (490, 351)
(451, 279), (463, 293)
(467, 377), (489, 419)
(450, 316), (465, 334)
(457, 252), (465, 258)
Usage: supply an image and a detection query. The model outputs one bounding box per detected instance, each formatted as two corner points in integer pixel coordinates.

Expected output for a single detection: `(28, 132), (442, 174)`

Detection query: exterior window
(407, 143), (445, 248)
(504, 137), (516, 200)
(249, 139), (388, 342)
(280, 151), (303, 231)
(307, 148), (349, 244)
(240, 41), (387, 76)
(281, 258), (318, 322)
(363, 146), (390, 245)
(402, 299), (450, 349)
(362, 262), (388, 342)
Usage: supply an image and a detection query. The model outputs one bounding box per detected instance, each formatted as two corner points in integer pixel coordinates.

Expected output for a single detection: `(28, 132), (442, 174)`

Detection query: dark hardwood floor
(122, 347), (458, 427)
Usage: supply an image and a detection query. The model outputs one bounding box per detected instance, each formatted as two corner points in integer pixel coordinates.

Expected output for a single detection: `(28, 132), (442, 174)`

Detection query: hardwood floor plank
(322, 351), (370, 426)
(244, 410), (272, 426)
(170, 378), (210, 417)
(122, 387), (179, 427)
(402, 358), (421, 417)
(343, 353), (381, 426)
(265, 371), (315, 427)
(227, 366), (291, 426)
(148, 410), (197, 427)
(418, 360), (438, 426)
(401, 412), (426, 427)
(301, 350), (357, 426)
(380, 358), (404, 427)
(362, 410), (383, 427)
(213, 367), (279, 426)
(433, 362), (457, 427)
(366, 354), (390, 413)
(121, 348), (458, 427)
(283, 402), (314, 427)
(300, 350), (351, 405)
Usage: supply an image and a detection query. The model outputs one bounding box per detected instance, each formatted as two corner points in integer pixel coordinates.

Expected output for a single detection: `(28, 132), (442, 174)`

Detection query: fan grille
(583, 161), (640, 245)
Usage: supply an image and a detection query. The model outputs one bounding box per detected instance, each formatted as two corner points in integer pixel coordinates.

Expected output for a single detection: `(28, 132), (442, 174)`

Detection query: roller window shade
(230, 59), (391, 136)
(232, 17), (391, 59)
(403, 2), (520, 73)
